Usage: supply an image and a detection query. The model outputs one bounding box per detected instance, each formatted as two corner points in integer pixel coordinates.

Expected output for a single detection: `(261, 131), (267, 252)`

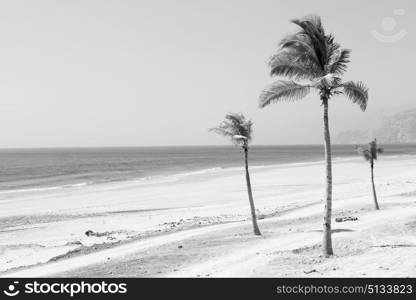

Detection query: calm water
(1, 145), (415, 192)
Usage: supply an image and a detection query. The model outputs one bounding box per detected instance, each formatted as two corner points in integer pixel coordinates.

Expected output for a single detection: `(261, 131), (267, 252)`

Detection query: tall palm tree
(357, 139), (383, 210)
(259, 15), (368, 256)
(210, 113), (261, 236)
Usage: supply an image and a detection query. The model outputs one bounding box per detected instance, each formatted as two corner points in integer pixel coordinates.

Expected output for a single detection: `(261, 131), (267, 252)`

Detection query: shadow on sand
(309, 229), (354, 234)
(373, 244), (416, 248)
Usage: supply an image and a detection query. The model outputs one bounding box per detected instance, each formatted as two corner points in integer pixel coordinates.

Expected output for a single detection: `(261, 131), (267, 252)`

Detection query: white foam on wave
(118, 167), (226, 187)
(0, 182), (89, 195)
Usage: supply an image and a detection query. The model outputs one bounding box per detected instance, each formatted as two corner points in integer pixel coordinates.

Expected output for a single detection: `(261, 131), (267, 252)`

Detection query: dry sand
(2, 155), (416, 277)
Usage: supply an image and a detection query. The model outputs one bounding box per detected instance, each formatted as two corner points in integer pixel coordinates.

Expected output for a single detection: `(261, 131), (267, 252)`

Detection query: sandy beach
(2, 154), (416, 277)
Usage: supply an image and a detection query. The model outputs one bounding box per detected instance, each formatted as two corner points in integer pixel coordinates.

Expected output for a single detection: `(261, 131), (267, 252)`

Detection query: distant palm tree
(357, 139), (383, 210)
(259, 15), (368, 255)
(210, 113), (261, 235)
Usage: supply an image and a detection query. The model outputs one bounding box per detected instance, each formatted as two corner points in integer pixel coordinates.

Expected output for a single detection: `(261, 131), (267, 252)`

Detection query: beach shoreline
(2, 153), (416, 277)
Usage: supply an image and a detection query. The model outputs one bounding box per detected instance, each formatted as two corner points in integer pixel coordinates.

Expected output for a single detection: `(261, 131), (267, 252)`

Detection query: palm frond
(369, 140), (377, 159)
(326, 35), (340, 59)
(369, 139), (383, 160)
(259, 80), (311, 108)
(210, 113), (253, 145)
(328, 49), (351, 75)
(291, 15), (328, 71)
(268, 51), (318, 80)
(357, 147), (372, 161)
(357, 139), (383, 162)
(341, 81), (368, 111)
(278, 34), (322, 72)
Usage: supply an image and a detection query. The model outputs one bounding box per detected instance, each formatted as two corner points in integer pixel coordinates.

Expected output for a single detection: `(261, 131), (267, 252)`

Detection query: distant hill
(335, 108), (416, 144)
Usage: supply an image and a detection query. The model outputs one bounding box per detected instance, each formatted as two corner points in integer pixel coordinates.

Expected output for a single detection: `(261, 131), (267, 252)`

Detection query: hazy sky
(0, 0), (414, 148)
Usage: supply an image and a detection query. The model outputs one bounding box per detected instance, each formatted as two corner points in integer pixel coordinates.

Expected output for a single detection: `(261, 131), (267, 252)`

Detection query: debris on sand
(85, 230), (94, 236)
(85, 230), (107, 237)
(81, 230), (131, 247)
(303, 269), (317, 274)
(335, 216), (358, 223)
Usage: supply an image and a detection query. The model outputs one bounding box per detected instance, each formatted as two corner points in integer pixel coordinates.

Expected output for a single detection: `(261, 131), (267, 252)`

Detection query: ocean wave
(0, 182), (89, 195)
(175, 167), (224, 177)
(119, 167), (226, 187)
(0, 167), (228, 195)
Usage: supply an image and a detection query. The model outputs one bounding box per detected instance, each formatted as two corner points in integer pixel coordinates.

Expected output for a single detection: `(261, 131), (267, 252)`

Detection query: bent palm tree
(357, 139), (383, 210)
(210, 113), (261, 235)
(259, 15), (368, 255)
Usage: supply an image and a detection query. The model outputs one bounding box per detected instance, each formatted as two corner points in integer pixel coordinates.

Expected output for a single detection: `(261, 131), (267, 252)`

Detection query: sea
(1, 144), (415, 194)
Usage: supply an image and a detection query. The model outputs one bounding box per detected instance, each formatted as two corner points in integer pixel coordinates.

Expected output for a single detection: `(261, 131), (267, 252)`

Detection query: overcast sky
(0, 0), (414, 148)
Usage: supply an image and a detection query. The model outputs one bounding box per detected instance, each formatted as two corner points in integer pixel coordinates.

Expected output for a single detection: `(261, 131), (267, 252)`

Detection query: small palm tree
(357, 139), (383, 210)
(210, 113), (261, 235)
(259, 15), (369, 255)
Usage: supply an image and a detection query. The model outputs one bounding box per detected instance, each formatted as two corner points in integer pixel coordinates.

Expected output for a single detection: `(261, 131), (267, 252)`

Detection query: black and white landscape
(0, 0), (415, 278)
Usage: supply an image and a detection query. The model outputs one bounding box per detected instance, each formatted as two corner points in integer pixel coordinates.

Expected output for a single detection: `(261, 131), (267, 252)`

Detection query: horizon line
(0, 142), (414, 150)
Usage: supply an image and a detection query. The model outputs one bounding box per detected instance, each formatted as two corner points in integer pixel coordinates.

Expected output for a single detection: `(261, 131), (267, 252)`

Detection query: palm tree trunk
(371, 161), (380, 210)
(322, 98), (333, 256)
(244, 147), (261, 236)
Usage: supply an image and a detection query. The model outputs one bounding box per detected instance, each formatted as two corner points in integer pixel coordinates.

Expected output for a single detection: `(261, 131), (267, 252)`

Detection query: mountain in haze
(335, 108), (416, 144)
